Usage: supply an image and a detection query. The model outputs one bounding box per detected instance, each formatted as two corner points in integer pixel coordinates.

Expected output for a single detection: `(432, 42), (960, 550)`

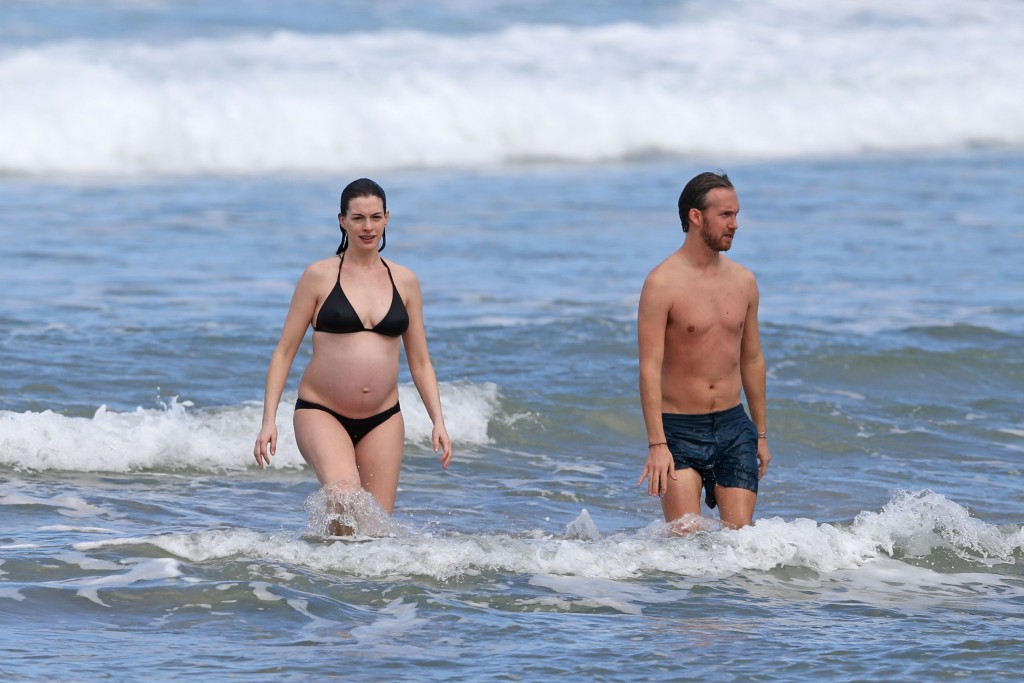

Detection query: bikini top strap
(332, 253), (346, 285)
(336, 253), (396, 289)
(379, 257), (398, 287)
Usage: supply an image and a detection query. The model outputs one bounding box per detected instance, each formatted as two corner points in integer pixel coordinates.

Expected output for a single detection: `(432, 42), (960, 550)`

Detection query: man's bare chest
(667, 287), (747, 337)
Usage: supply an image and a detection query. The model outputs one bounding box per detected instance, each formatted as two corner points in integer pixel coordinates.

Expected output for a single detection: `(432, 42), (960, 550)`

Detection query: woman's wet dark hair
(677, 171), (733, 233)
(337, 178), (387, 254)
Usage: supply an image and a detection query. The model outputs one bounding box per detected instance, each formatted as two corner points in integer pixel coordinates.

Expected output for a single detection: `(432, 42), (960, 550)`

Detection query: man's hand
(757, 439), (771, 479)
(637, 444), (677, 496)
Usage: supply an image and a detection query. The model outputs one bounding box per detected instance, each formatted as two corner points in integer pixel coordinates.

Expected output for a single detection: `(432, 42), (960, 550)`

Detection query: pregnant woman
(253, 178), (451, 533)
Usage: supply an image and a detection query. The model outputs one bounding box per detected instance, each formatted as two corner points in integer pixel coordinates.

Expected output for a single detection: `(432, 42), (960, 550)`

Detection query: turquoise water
(2, 2), (1023, 681)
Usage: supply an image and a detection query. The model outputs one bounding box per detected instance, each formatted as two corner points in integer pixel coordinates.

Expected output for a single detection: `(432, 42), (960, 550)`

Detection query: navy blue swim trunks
(662, 403), (759, 510)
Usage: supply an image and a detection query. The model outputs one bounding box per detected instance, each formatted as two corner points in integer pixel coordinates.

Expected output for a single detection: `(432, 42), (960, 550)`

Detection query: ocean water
(2, 1), (1023, 681)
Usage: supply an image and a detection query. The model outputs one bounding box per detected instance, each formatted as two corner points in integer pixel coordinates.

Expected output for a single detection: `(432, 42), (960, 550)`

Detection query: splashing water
(851, 489), (1021, 565)
(564, 509), (600, 541)
(302, 484), (409, 539)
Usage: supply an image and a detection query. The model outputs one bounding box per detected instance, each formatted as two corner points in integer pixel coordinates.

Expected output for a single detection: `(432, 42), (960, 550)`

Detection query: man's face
(696, 188), (739, 252)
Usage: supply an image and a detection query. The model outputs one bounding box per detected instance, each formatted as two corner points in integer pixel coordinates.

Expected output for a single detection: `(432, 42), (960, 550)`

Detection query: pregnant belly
(299, 334), (401, 416)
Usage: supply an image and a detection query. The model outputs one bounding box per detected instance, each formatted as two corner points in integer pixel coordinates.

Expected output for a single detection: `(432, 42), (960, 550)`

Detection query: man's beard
(699, 223), (732, 252)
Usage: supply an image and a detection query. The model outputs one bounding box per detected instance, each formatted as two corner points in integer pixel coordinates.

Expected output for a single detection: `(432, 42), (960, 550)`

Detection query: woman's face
(340, 195), (388, 251)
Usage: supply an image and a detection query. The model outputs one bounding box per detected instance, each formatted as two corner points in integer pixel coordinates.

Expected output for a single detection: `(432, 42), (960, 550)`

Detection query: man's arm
(739, 275), (771, 478)
(636, 271), (676, 495)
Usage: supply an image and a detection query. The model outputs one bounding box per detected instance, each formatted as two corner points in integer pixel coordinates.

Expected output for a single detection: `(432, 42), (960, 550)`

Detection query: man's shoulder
(720, 254), (752, 273)
(723, 256), (757, 287)
(644, 253), (757, 294)
(641, 254), (695, 315)
(644, 251), (686, 283)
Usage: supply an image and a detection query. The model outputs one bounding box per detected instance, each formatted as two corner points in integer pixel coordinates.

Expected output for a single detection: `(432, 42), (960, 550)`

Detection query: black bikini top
(314, 255), (409, 337)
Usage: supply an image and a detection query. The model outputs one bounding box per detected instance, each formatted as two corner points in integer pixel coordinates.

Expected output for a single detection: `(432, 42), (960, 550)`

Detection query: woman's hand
(254, 423), (277, 469)
(433, 423), (452, 470)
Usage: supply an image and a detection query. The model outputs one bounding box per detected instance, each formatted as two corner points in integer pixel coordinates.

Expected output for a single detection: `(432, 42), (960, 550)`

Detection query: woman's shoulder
(382, 258), (420, 288)
(296, 256), (340, 287)
(303, 255), (341, 274)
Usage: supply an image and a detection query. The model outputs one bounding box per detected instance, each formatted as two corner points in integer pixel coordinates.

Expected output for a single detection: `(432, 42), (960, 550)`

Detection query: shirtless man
(636, 171), (770, 532)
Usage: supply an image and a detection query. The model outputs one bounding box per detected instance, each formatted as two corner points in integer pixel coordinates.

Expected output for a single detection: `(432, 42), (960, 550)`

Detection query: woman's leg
(294, 408), (360, 535)
(293, 408), (359, 486)
(353, 411), (405, 514)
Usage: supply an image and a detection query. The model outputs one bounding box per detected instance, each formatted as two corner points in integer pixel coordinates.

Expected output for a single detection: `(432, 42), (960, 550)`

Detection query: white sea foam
(54, 551), (121, 572)
(526, 574), (674, 615)
(0, 491), (119, 518)
(249, 581), (283, 602)
(349, 600), (427, 644)
(400, 381), (499, 448)
(67, 557), (183, 606)
(0, 381), (500, 472)
(1, 0), (1021, 176)
(73, 491), (1023, 584)
(0, 588), (25, 602)
(849, 489), (1022, 564)
(38, 525), (121, 534)
(285, 596), (354, 644)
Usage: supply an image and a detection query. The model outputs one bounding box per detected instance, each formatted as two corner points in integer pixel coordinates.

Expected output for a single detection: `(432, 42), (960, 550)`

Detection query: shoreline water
(3, 162), (1022, 682)
(3, 1), (1024, 679)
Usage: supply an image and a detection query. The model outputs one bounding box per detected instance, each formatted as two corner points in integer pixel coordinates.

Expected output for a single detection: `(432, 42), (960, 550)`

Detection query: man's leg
(715, 485), (756, 529)
(660, 468), (704, 535)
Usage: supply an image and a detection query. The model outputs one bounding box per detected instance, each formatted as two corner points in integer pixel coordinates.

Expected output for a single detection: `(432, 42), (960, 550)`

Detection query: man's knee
(659, 467), (702, 521)
(715, 485), (756, 528)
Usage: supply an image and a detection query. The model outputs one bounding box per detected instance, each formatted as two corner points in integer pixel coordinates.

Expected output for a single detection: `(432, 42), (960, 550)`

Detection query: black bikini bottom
(294, 398), (401, 445)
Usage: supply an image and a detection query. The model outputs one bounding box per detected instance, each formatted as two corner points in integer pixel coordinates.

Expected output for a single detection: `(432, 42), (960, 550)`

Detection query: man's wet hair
(677, 171), (733, 233)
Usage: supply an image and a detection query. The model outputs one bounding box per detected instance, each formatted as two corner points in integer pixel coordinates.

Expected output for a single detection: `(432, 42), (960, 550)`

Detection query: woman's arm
(399, 269), (452, 469)
(253, 265), (319, 468)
